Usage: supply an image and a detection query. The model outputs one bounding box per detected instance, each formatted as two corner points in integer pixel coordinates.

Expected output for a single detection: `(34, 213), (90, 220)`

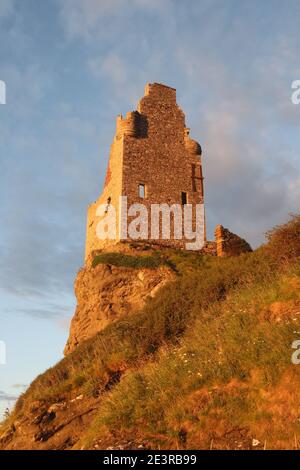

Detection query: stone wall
(122, 83), (204, 248)
(85, 130), (124, 259)
(85, 83), (205, 261)
(215, 225), (252, 257)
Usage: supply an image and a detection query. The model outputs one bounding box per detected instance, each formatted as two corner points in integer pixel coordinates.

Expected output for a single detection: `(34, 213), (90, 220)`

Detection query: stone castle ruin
(65, 83), (252, 355)
(85, 82), (251, 260)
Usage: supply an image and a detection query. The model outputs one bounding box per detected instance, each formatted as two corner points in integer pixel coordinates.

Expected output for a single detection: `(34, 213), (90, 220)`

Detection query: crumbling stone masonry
(215, 225), (252, 257)
(85, 83), (205, 260)
(85, 82), (252, 261)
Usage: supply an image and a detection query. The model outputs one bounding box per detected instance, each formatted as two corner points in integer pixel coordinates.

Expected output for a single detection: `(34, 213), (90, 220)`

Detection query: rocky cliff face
(65, 231), (252, 355)
(0, 395), (100, 450)
(64, 261), (173, 355)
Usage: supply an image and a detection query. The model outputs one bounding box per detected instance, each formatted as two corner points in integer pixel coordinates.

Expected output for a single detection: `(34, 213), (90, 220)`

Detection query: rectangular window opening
(181, 191), (187, 205)
(139, 183), (146, 199)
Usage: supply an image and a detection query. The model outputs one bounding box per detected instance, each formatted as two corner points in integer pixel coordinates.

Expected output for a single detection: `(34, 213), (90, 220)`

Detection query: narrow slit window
(139, 184), (145, 198)
(105, 196), (111, 213)
(181, 191), (187, 205)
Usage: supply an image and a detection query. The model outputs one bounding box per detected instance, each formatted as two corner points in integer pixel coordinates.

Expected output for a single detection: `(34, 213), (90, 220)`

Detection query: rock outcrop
(65, 230), (252, 355)
(0, 395), (100, 450)
(64, 260), (173, 355)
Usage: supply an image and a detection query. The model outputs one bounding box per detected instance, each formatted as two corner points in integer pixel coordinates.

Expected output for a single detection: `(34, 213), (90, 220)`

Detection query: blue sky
(1, 0), (300, 417)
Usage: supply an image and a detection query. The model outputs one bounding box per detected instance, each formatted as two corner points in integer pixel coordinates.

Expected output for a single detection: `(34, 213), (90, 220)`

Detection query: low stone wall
(200, 240), (217, 256)
(214, 225), (252, 257)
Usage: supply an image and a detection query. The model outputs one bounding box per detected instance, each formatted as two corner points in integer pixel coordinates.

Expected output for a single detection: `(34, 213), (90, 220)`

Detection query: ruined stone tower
(85, 83), (205, 260)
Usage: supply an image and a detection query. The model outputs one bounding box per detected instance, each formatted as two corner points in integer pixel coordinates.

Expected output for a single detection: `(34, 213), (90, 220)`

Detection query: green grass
(90, 273), (297, 440)
(91, 249), (209, 274)
(2, 214), (300, 449)
(92, 252), (163, 269)
(9, 248), (277, 414)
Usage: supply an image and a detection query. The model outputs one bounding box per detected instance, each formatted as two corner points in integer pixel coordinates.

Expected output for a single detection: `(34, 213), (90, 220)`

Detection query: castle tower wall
(121, 83), (204, 248)
(85, 136), (124, 259)
(85, 83), (205, 260)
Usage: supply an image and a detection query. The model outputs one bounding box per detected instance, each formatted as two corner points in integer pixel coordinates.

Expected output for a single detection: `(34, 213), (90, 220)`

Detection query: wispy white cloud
(58, 0), (172, 40)
(0, 391), (17, 402)
(59, 0), (125, 39)
(0, 0), (15, 19)
(11, 384), (27, 389)
(173, 34), (300, 244)
(89, 53), (127, 84)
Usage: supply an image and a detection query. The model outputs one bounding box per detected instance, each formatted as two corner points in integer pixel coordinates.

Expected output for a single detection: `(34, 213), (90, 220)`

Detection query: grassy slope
(2, 215), (300, 450)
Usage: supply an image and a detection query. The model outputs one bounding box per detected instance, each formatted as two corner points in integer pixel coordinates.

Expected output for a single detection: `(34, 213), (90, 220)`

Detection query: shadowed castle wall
(85, 137), (124, 259)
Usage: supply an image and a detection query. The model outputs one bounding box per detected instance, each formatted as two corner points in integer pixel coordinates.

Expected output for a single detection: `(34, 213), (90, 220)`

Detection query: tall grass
(89, 270), (298, 442)
(13, 247), (276, 414)
(3, 215), (300, 448)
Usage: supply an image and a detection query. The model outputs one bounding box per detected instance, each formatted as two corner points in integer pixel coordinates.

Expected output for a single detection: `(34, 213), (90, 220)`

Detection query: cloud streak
(0, 391), (18, 402)
(0, 0), (15, 19)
